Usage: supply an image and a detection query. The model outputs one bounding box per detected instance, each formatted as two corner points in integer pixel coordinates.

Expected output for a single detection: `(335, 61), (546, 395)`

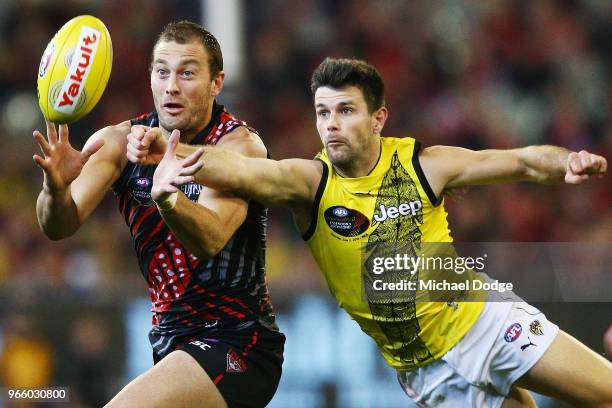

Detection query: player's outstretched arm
(34, 120), (128, 240)
(150, 129), (242, 259)
(127, 126), (321, 208)
(196, 148), (321, 209)
(151, 129), (321, 258)
(419, 145), (607, 197)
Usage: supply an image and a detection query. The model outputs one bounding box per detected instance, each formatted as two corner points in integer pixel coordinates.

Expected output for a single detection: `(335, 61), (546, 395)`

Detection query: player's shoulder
(280, 157), (326, 195)
(217, 125), (267, 158)
(418, 144), (460, 167)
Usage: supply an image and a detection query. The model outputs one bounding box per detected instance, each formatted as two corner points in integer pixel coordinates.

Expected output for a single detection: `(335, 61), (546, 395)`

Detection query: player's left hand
(565, 150), (607, 184)
(151, 129), (204, 202)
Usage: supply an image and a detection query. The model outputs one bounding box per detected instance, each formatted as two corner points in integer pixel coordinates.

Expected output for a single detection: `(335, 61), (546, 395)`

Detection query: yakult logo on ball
(54, 26), (100, 114)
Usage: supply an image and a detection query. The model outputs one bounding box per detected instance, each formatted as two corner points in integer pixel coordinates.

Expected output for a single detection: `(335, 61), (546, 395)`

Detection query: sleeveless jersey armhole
(411, 141), (441, 207)
(302, 159), (329, 241)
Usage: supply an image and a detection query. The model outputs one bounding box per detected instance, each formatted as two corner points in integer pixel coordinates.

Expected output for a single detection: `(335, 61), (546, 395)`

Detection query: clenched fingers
(126, 141), (148, 162)
(143, 127), (161, 148)
(566, 151), (607, 184)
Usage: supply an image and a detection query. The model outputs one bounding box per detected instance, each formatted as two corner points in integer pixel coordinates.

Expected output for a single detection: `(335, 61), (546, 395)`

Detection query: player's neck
(161, 110), (213, 144)
(335, 136), (381, 178)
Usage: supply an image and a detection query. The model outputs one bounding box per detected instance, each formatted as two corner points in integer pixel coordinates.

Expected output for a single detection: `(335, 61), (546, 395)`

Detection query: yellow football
(37, 15), (112, 124)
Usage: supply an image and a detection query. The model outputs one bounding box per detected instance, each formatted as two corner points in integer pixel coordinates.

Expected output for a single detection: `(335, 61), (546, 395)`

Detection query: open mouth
(163, 103), (185, 114)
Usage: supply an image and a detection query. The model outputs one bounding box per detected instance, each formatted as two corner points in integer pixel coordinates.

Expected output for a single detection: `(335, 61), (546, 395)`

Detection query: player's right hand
(151, 130), (203, 202)
(565, 150), (607, 184)
(33, 120), (104, 193)
(127, 125), (168, 165)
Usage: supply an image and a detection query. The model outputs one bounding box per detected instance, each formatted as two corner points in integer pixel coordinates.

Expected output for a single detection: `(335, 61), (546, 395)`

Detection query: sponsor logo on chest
(128, 176), (203, 205)
(324, 206), (370, 237)
(373, 200), (422, 222)
(180, 183), (203, 199)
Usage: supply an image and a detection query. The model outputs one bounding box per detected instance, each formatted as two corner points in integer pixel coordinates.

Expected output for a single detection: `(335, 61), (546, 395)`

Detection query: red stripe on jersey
(241, 330), (259, 357)
(180, 319), (194, 327)
(135, 112), (151, 122)
(116, 194), (128, 216)
(182, 303), (198, 315)
(212, 373), (224, 385)
(131, 206), (158, 236)
(127, 204), (138, 225)
(137, 219), (166, 253)
(219, 306), (246, 319)
(221, 295), (252, 313)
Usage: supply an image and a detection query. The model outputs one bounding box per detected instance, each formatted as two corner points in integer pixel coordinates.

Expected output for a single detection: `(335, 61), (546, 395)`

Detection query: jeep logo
(373, 200), (422, 222)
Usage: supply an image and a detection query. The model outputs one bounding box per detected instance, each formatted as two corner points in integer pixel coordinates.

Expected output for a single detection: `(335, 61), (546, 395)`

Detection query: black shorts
(153, 323), (285, 408)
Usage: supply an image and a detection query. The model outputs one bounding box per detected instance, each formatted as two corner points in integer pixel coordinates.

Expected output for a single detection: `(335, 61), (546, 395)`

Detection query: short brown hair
(310, 58), (385, 113)
(153, 20), (223, 77)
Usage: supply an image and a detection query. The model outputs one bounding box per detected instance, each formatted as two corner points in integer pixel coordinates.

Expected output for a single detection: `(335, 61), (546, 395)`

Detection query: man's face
(315, 86), (379, 168)
(150, 40), (223, 138)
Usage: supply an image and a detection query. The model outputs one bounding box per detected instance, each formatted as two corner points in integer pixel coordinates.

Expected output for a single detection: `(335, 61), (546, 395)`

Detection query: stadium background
(0, 0), (610, 406)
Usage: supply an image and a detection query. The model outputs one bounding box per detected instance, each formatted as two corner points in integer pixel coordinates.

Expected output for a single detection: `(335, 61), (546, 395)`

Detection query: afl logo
(324, 206), (370, 237)
(128, 176), (153, 205)
(333, 207), (350, 217)
(504, 323), (522, 343)
(135, 177), (151, 188)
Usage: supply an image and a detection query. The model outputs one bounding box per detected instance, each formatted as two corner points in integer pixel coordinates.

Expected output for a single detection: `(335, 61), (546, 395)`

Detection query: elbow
(47, 233), (65, 241)
(41, 228), (71, 241)
(38, 219), (76, 241)
(40, 225), (73, 241)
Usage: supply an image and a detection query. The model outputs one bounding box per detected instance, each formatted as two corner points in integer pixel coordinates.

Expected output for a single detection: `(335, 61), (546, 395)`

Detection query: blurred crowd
(0, 0), (610, 406)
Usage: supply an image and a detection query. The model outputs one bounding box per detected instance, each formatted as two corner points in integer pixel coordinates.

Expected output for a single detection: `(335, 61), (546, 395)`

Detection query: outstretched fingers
(170, 149), (203, 185)
(33, 130), (52, 156)
(157, 184), (180, 194)
(165, 129), (180, 157)
(180, 160), (204, 177)
(32, 154), (50, 171)
(45, 120), (58, 144)
(58, 123), (69, 144)
(170, 175), (196, 186)
(181, 148), (204, 167)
